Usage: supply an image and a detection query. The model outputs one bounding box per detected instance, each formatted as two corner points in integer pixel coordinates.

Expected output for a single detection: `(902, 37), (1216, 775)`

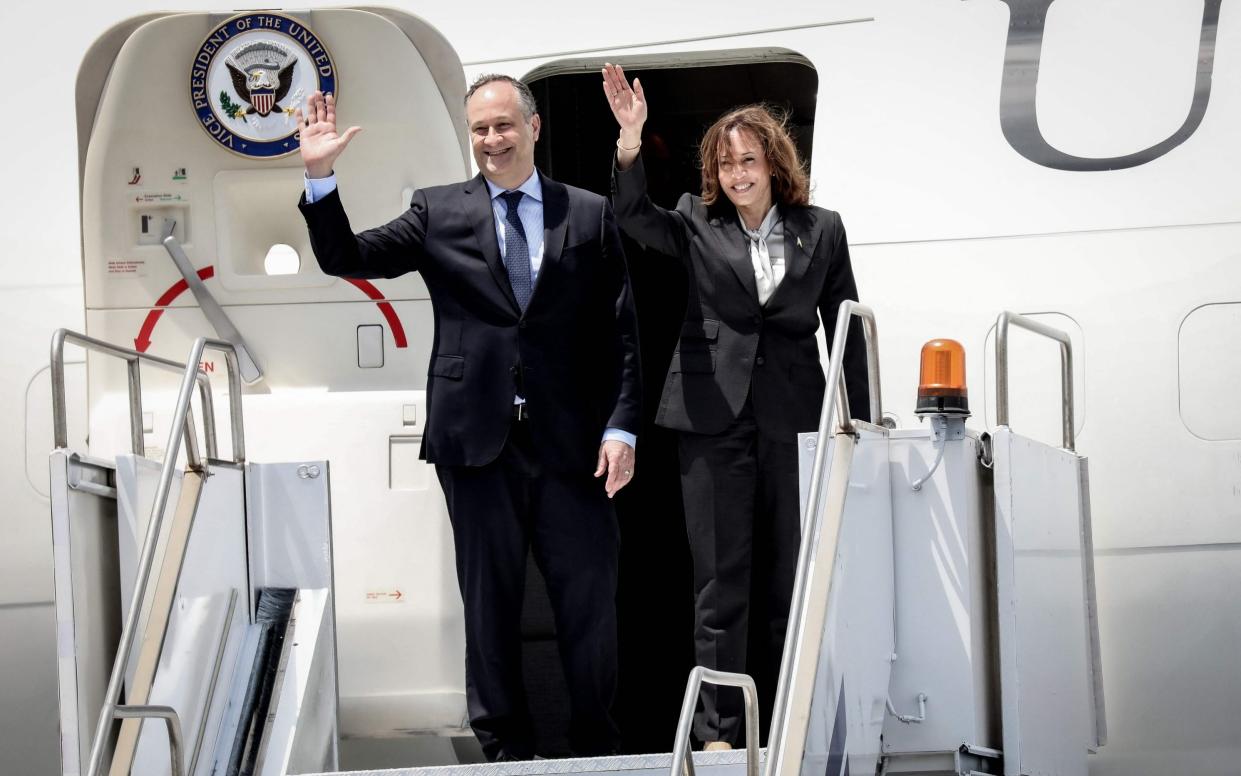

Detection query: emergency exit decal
(190, 12), (336, 159)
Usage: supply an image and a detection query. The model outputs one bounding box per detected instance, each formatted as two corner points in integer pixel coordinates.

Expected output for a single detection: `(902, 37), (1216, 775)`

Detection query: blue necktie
(500, 190), (532, 312)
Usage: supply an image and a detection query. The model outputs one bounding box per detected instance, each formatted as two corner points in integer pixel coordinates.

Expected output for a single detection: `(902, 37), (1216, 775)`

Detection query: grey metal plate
(992, 429), (1092, 776)
(49, 451), (121, 776)
(797, 429), (894, 776)
(305, 748), (755, 776)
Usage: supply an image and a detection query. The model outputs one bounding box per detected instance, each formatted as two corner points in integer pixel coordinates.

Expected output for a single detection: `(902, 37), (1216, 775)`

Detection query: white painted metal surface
(48, 386), (341, 776)
(246, 460), (340, 775)
(50, 451), (121, 776)
(881, 429), (999, 763)
(792, 420), (1100, 776)
(769, 432), (856, 776)
(992, 428), (1097, 776)
(130, 462), (247, 776)
(261, 588), (337, 775)
(113, 455), (185, 679)
(796, 428), (894, 776)
(307, 748), (756, 776)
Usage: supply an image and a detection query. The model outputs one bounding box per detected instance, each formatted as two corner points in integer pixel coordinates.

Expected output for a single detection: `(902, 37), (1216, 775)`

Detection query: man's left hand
(595, 440), (636, 499)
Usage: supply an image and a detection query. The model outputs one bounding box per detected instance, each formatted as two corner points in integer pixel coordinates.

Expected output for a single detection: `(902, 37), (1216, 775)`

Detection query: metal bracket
(977, 432), (994, 469)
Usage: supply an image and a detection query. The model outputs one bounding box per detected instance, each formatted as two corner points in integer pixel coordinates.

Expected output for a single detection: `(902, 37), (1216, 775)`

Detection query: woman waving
(603, 63), (870, 750)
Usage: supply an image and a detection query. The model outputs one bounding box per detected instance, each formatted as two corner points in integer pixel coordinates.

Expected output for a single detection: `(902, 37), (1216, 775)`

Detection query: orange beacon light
(916, 339), (970, 416)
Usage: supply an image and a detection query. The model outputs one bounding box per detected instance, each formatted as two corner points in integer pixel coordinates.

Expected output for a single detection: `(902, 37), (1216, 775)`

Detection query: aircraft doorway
(526, 53), (819, 754)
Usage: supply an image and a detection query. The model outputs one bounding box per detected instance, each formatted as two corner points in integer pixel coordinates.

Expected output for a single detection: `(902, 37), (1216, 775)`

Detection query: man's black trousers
(436, 419), (621, 761)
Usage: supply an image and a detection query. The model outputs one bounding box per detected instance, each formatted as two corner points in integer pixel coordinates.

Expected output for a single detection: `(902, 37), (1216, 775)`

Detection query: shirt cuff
(304, 172), (338, 204)
(602, 428), (637, 448)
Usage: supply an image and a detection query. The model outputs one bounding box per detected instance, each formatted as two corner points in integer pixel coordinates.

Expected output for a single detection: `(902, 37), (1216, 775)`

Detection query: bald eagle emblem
(192, 12), (336, 158)
(224, 41), (296, 118)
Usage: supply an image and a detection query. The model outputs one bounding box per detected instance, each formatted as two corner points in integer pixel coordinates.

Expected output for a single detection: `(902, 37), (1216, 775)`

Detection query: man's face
(467, 82), (540, 190)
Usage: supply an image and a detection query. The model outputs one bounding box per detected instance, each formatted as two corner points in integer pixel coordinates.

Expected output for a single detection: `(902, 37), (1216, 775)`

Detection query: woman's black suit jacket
(612, 155), (870, 437)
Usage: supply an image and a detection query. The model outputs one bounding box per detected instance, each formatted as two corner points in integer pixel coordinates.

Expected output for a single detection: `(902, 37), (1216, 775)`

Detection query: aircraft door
(77, 8), (473, 738)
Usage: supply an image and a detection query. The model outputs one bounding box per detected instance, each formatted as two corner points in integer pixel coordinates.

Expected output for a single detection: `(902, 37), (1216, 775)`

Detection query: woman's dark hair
(698, 104), (809, 207)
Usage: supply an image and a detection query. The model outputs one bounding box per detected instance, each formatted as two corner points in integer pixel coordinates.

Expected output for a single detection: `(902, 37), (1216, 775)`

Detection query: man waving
(297, 75), (640, 760)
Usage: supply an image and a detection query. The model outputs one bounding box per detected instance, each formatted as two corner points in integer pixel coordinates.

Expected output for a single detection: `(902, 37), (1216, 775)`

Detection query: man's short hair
(465, 74), (538, 121)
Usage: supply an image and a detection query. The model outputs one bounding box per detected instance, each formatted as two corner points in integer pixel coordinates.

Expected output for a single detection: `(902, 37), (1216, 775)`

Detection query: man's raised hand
(295, 91), (361, 180)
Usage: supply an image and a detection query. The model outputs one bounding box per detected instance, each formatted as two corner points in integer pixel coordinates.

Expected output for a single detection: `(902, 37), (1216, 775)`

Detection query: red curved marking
(134, 266), (409, 352)
(344, 278), (409, 348)
(134, 266), (215, 352)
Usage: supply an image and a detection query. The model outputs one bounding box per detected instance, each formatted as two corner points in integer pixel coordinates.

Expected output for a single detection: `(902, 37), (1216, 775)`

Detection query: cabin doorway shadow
(526, 52), (819, 755)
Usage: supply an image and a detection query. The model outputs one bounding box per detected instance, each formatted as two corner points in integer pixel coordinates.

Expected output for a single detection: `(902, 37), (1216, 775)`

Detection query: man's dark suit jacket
(300, 172), (641, 473)
(612, 156), (870, 436)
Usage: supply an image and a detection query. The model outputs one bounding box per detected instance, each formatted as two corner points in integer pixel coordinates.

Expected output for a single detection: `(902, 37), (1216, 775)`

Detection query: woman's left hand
(601, 63), (647, 136)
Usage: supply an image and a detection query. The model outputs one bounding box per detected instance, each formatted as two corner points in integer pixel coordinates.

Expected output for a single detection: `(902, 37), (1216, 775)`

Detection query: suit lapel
(711, 213), (761, 308)
(463, 174), (520, 314)
(768, 206), (821, 309)
(530, 173), (569, 310)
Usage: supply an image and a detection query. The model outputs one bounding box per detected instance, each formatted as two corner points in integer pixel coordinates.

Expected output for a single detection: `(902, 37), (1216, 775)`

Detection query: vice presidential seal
(191, 12), (337, 158)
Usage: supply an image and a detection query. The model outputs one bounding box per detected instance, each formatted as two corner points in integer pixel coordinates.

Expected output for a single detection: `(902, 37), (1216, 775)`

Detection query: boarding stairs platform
(49, 308), (1104, 776)
(50, 331), (338, 776)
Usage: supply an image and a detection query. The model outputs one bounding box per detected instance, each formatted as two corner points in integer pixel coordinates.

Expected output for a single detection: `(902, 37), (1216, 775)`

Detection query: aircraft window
(263, 243), (301, 276)
(1180, 303), (1241, 441)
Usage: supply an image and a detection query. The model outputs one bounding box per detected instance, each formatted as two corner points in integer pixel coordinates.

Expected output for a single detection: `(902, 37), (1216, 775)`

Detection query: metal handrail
(85, 337), (246, 776)
(860, 308), (882, 426)
(801, 300), (880, 559)
(669, 667), (760, 776)
(826, 302), (882, 432)
(994, 311), (1075, 451)
(114, 705), (186, 776)
(765, 300), (881, 776)
(50, 329), (218, 462)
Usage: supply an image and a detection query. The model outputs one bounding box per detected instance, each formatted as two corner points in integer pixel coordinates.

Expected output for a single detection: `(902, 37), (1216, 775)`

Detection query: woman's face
(716, 128), (773, 214)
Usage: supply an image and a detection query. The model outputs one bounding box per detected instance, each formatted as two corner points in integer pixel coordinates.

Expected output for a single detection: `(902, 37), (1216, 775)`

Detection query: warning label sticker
(365, 588), (406, 604)
(107, 259), (147, 277)
(132, 192), (188, 205)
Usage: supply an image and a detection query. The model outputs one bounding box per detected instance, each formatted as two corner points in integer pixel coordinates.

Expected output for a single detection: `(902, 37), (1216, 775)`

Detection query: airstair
(49, 308), (1104, 776)
(49, 331), (338, 776)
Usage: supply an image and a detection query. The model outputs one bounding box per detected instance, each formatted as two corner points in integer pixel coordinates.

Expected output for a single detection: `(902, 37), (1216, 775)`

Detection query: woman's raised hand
(601, 63), (647, 135)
